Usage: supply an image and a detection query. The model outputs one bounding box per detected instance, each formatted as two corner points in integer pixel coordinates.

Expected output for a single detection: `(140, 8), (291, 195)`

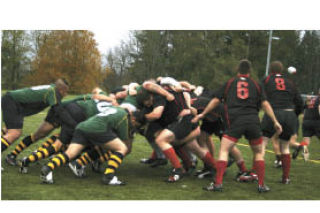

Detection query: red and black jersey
(214, 74), (266, 118)
(192, 96), (223, 122)
(304, 96), (320, 121)
(262, 73), (303, 113)
(155, 89), (189, 127)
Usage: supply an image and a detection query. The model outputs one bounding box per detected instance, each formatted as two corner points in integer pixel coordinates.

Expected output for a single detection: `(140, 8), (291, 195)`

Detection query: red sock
(300, 141), (308, 146)
(214, 160), (227, 185)
(236, 160), (247, 173)
(176, 147), (193, 168)
(281, 154), (291, 180)
(150, 150), (157, 160)
(163, 147), (182, 169)
(254, 160), (265, 186)
(201, 152), (216, 169)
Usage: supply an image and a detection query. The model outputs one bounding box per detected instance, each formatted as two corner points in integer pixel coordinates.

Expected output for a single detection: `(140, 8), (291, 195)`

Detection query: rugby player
(193, 59), (282, 193)
(1, 79), (69, 154)
(261, 61), (303, 184)
(40, 106), (140, 185)
(293, 93), (320, 161)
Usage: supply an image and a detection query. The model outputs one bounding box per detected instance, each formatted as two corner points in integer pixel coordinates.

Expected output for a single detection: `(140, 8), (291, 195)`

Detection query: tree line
(2, 30), (320, 94)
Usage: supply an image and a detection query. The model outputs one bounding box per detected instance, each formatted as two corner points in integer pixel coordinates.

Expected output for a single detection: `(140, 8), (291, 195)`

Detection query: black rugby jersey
(304, 96), (320, 121)
(214, 74), (266, 118)
(262, 73), (303, 113)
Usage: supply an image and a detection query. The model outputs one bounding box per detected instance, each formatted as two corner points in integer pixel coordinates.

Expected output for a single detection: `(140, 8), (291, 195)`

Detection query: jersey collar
(237, 74), (250, 78)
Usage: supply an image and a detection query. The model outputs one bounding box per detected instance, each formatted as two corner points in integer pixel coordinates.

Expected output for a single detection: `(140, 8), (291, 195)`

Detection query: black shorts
(59, 125), (75, 145)
(224, 114), (261, 142)
(261, 110), (297, 141)
(167, 114), (199, 140)
(44, 107), (61, 128)
(71, 129), (117, 146)
(302, 120), (320, 138)
(145, 121), (165, 142)
(1, 93), (24, 129)
(200, 119), (225, 137)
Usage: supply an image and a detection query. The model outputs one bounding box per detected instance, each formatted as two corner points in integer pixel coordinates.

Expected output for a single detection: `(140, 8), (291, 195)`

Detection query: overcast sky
(92, 29), (130, 55)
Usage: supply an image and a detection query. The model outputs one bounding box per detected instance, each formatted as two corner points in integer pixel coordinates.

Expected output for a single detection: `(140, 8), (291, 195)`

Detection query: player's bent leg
(6, 134), (36, 166)
(2, 129), (22, 154)
(101, 138), (128, 185)
(156, 129), (185, 182)
(40, 143), (84, 184)
(32, 121), (56, 141)
(21, 139), (62, 174)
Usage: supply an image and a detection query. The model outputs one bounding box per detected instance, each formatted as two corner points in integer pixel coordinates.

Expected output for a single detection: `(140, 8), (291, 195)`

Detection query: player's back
(263, 73), (300, 110)
(222, 75), (263, 117)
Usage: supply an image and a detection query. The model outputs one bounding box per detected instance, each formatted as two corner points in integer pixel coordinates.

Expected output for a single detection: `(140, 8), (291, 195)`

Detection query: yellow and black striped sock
(40, 135), (58, 149)
(76, 152), (93, 167)
(104, 152), (124, 175)
(99, 151), (111, 163)
(47, 153), (69, 171)
(1, 136), (11, 152)
(10, 135), (34, 157)
(26, 145), (59, 166)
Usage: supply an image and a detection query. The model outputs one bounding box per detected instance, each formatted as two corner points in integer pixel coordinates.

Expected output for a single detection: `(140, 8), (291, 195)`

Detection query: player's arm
(261, 100), (282, 134)
(192, 97), (221, 122)
(183, 91), (197, 115)
(180, 81), (196, 91)
(142, 81), (174, 101)
(92, 94), (118, 106)
(128, 82), (140, 96)
(145, 106), (165, 121)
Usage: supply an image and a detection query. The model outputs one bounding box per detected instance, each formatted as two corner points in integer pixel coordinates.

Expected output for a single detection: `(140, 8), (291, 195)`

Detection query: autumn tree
(1, 30), (31, 89)
(24, 30), (103, 93)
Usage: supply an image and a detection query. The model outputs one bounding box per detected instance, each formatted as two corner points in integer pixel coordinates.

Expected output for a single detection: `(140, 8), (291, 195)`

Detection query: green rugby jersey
(76, 99), (112, 118)
(8, 84), (62, 116)
(121, 85), (143, 107)
(76, 106), (129, 141)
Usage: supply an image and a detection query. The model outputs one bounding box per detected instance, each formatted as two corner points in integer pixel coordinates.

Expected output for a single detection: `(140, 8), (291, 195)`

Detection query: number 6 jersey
(213, 74), (266, 118)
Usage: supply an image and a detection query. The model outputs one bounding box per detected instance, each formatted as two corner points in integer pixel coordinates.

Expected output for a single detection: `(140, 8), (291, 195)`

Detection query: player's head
(55, 78), (69, 97)
(237, 59), (252, 75)
(270, 61), (283, 74)
(131, 110), (146, 127)
(92, 87), (102, 95)
(136, 89), (153, 107)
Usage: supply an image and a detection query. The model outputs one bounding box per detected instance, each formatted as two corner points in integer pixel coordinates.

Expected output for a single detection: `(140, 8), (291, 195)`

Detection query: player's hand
(274, 121), (282, 135)
(166, 93), (175, 101)
(192, 113), (204, 123)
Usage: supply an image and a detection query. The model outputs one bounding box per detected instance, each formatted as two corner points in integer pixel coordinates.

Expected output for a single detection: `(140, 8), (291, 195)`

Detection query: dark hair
(136, 88), (152, 106)
(237, 59), (252, 74)
(270, 61), (283, 74)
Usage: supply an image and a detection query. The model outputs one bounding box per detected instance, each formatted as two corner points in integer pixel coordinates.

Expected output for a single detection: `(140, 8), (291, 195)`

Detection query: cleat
(150, 158), (168, 168)
(40, 166), (54, 184)
(258, 184), (270, 193)
(196, 167), (215, 179)
(6, 154), (17, 166)
(102, 174), (126, 185)
(274, 160), (282, 168)
(166, 168), (185, 183)
(236, 171), (258, 182)
(281, 178), (290, 184)
(292, 146), (303, 159)
(203, 182), (223, 192)
(68, 161), (86, 178)
(140, 158), (156, 164)
(302, 146), (309, 161)
(19, 157), (29, 174)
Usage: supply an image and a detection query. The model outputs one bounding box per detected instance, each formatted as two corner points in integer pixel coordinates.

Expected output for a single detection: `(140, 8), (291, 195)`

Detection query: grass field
(1, 95), (320, 200)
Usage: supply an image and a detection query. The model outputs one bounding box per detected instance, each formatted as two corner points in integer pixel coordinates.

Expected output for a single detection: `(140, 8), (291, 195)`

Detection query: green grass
(1, 100), (320, 200)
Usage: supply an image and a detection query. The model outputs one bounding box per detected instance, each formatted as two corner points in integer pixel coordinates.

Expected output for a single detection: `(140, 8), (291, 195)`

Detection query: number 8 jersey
(262, 73), (303, 112)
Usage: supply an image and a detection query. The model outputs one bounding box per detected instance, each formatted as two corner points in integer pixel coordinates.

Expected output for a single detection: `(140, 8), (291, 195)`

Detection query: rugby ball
(288, 66), (297, 74)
